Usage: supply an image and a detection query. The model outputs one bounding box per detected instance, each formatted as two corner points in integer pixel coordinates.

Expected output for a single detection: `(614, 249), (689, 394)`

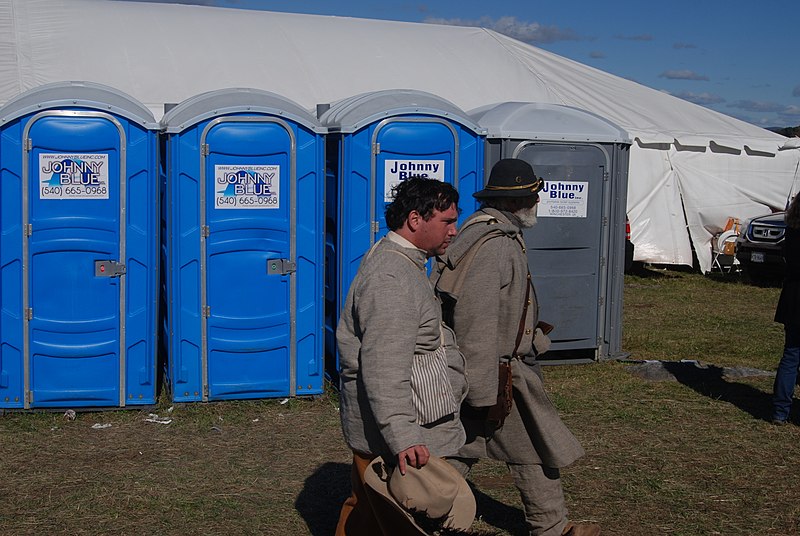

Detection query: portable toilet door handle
(95, 260), (126, 277)
(267, 258), (296, 275)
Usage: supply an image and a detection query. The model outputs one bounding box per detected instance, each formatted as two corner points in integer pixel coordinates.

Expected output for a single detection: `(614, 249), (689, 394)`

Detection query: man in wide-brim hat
(432, 158), (601, 536)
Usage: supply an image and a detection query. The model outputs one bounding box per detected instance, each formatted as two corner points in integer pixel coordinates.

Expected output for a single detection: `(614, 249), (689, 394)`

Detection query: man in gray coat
(335, 177), (468, 536)
(433, 159), (599, 536)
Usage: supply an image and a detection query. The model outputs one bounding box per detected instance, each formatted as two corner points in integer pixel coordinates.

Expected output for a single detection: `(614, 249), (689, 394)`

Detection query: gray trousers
(448, 457), (568, 536)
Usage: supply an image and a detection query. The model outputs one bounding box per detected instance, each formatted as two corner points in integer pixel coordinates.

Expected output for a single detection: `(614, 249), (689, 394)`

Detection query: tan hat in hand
(364, 455), (476, 534)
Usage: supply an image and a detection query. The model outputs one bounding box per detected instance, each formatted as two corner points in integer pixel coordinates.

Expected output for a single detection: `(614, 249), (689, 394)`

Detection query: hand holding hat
(365, 455), (476, 535)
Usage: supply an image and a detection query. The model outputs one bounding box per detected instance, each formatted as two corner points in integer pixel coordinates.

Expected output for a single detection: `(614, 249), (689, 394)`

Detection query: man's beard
(516, 205), (538, 228)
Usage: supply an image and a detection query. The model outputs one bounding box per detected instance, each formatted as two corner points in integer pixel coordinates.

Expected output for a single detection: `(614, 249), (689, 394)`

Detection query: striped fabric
(410, 346), (458, 425)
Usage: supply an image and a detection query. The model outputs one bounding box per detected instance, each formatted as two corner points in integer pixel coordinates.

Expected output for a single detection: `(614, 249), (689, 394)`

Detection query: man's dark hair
(385, 177), (459, 231)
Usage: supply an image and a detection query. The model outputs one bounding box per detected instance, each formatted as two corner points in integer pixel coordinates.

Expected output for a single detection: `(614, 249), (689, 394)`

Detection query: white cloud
(668, 91), (725, 105)
(614, 34), (653, 41)
(729, 100), (788, 113)
(779, 105), (800, 117)
(659, 70), (709, 81)
(424, 16), (580, 44)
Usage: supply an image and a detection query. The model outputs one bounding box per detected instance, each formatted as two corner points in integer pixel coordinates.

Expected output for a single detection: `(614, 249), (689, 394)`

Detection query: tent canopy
(1, 0), (797, 271)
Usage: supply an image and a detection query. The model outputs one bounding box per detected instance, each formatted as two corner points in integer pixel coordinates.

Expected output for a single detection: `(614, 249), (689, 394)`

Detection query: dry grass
(0, 396), (352, 535)
(2, 266), (799, 535)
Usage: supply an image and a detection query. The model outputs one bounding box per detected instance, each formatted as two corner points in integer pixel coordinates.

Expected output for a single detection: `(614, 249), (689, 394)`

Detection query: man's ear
(406, 210), (421, 231)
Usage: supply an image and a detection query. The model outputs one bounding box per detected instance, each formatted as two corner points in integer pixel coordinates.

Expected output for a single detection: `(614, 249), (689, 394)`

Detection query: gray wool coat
(337, 232), (467, 460)
(433, 208), (584, 467)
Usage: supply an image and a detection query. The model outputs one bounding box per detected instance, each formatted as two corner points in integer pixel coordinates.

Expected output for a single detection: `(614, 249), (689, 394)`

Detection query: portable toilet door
(161, 88), (325, 402)
(471, 102), (631, 361)
(0, 81), (160, 409)
(319, 89), (485, 377)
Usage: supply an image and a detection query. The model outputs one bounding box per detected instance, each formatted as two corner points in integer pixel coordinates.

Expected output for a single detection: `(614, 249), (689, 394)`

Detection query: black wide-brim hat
(473, 158), (543, 199)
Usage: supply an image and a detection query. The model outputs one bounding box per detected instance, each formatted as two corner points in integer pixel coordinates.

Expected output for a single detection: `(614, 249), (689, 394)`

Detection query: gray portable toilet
(470, 102), (631, 362)
(319, 89), (486, 379)
(161, 88), (326, 402)
(0, 81), (160, 408)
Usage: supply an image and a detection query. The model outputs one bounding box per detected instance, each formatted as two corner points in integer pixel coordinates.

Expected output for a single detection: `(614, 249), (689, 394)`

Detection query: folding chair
(711, 229), (739, 273)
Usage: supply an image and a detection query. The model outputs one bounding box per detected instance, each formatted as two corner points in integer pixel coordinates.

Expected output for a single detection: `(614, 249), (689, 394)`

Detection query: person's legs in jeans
(773, 323), (800, 422)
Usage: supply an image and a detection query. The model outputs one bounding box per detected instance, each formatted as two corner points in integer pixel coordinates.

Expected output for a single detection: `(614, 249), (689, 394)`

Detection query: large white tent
(1, 0), (798, 272)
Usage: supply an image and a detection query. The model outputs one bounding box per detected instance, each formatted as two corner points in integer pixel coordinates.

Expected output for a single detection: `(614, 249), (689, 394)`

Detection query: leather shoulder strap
(512, 272), (532, 357)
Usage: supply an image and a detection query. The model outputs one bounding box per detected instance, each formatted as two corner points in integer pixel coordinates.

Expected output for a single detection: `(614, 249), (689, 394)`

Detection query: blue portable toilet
(319, 89), (485, 378)
(471, 102), (631, 362)
(161, 88), (326, 402)
(0, 81), (160, 409)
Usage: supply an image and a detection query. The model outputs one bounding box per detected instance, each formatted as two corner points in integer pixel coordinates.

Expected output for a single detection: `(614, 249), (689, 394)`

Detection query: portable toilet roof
(161, 87), (324, 133)
(320, 89), (484, 135)
(470, 101), (631, 144)
(0, 80), (158, 128)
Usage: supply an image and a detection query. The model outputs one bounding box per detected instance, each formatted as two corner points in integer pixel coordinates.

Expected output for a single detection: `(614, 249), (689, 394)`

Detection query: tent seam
(478, 27), (570, 105)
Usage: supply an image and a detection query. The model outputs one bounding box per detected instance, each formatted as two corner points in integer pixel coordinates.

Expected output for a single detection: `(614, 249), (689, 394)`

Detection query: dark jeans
(773, 324), (800, 422)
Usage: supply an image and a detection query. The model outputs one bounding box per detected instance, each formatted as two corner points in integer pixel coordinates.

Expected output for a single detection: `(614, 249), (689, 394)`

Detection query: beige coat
(338, 232), (467, 460)
(433, 208), (584, 467)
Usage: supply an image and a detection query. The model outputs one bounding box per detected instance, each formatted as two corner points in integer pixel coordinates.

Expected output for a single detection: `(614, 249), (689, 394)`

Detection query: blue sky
(136, 0), (800, 128)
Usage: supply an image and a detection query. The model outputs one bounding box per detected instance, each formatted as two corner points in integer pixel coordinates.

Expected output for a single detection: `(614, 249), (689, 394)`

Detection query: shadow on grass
(703, 270), (747, 285)
(295, 461), (351, 535)
(296, 462), (517, 535)
(470, 486), (526, 535)
(704, 270), (784, 288)
(627, 260), (785, 289)
(661, 361), (776, 422)
(626, 262), (684, 279)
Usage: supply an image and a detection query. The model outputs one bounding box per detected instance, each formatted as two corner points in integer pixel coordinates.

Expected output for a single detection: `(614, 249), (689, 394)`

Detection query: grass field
(1, 266), (798, 535)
